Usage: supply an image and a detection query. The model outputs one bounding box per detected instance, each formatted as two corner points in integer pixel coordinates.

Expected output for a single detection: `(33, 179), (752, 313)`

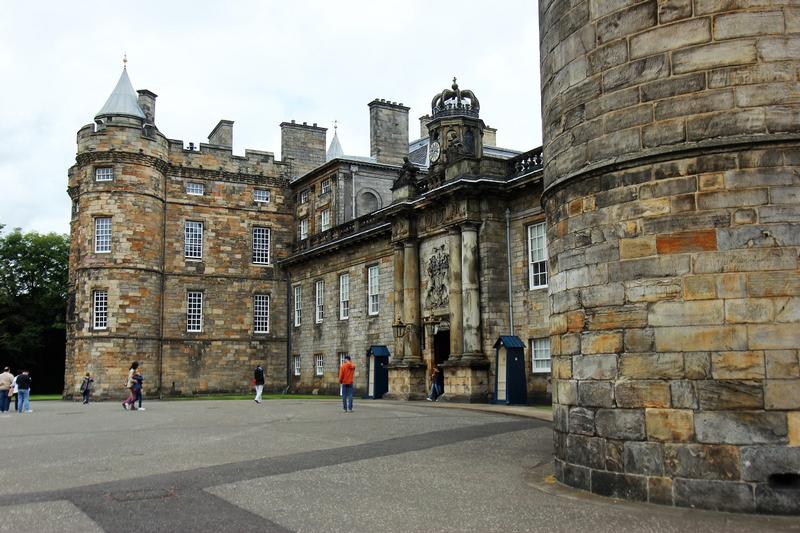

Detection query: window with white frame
(293, 285), (302, 327)
(339, 273), (350, 320)
(252, 227), (271, 264)
(528, 222), (548, 289)
(315, 280), (324, 323)
(95, 167), (113, 182)
(94, 217), (112, 253)
(187, 291), (203, 332)
(531, 337), (551, 373)
(186, 182), (205, 195)
(338, 352), (348, 368)
(320, 209), (331, 232)
(320, 179), (331, 195)
(315, 354), (324, 376)
(253, 294), (270, 333)
(254, 189), (270, 203)
(299, 218), (309, 240)
(92, 290), (108, 330)
(184, 221), (203, 260)
(300, 189), (309, 203)
(293, 355), (301, 376)
(368, 265), (379, 315)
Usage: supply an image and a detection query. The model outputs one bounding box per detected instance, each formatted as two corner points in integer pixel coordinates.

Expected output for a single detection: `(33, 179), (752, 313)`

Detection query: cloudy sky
(0, 1), (541, 235)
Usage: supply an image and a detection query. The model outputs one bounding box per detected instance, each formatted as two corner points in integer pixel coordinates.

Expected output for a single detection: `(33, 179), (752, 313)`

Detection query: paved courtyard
(0, 400), (796, 533)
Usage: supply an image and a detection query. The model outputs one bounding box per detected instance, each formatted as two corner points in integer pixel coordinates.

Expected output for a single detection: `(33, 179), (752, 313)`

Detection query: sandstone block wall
(287, 236), (394, 395)
(540, 0), (800, 514)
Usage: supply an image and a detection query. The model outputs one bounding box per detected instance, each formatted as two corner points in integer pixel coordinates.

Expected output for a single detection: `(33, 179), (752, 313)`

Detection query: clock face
(429, 141), (441, 163)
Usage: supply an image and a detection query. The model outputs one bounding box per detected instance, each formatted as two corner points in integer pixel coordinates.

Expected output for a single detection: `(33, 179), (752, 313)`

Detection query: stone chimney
(136, 90), (157, 125)
(483, 126), (497, 147)
(368, 99), (410, 165)
(208, 120), (234, 149)
(280, 120), (327, 177)
(419, 114), (432, 138)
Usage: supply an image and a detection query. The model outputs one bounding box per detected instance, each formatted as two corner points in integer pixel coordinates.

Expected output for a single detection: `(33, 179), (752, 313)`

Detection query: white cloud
(0, 0), (540, 234)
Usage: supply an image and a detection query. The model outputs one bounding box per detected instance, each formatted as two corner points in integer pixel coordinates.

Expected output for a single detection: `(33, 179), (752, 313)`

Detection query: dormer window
(186, 182), (205, 195)
(320, 179), (331, 195)
(95, 167), (113, 182)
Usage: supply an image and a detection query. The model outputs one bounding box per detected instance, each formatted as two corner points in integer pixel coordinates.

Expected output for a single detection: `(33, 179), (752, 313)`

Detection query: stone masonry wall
(541, 0), (800, 514)
(287, 235), (394, 396)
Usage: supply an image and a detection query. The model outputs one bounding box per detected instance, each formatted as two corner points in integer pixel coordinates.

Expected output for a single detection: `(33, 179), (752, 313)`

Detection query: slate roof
(96, 67), (146, 120)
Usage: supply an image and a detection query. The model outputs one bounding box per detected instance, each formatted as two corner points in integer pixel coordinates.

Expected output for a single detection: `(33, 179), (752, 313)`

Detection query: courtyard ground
(0, 400), (796, 533)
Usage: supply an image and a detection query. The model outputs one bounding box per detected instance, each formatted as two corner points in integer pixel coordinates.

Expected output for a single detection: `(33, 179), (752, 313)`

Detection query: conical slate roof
(95, 67), (145, 120)
(326, 127), (344, 161)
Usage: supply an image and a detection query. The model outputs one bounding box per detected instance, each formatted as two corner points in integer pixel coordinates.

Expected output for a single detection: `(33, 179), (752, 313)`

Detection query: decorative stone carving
(424, 245), (449, 310)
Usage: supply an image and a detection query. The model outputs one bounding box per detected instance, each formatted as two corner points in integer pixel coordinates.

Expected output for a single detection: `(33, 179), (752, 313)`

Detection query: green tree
(0, 225), (69, 392)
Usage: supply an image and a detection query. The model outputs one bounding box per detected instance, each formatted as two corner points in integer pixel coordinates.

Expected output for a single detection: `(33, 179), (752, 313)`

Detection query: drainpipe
(350, 164), (358, 220)
(158, 170), (167, 399)
(505, 208), (514, 334)
(285, 271), (293, 393)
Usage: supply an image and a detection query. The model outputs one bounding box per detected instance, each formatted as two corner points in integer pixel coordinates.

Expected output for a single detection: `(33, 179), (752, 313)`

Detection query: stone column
(460, 223), (482, 360)
(403, 239), (421, 362)
(392, 242), (405, 362)
(447, 226), (463, 360)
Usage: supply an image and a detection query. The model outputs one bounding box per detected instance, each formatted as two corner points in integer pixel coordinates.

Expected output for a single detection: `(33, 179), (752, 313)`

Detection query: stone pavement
(0, 399), (795, 533)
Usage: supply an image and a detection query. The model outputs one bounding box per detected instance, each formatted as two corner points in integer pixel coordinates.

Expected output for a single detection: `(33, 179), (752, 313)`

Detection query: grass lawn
(30, 394), (63, 401)
(165, 393), (340, 401)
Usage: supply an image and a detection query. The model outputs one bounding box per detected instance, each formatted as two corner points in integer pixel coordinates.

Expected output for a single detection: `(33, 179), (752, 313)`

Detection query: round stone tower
(540, 0), (800, 514)
(65, 64), (168, 398)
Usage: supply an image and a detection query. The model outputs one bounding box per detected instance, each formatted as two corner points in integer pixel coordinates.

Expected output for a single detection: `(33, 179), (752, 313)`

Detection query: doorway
(432, 330), (449, 392)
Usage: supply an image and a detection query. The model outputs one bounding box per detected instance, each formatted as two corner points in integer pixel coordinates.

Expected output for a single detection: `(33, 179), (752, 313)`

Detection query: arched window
(357, 191), (380, 214)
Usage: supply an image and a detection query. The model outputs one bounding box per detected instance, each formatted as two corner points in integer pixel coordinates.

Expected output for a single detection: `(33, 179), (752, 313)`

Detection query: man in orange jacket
(338, 355), (356, 412)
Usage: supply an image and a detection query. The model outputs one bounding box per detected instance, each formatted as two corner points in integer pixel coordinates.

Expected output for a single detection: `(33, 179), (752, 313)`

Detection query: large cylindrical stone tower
(65, 66), (168, 399)
(540, 0), (800, 514)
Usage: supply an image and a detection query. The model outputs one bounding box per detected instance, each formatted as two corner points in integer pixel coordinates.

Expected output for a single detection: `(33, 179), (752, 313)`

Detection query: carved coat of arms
(424, 245), (449, 309)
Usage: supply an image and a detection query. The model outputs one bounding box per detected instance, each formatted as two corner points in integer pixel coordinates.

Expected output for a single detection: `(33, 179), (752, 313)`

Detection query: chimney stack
(368, 99), (410, 166)
(208, 120), (234, 149)
(137, 90), (157, 125)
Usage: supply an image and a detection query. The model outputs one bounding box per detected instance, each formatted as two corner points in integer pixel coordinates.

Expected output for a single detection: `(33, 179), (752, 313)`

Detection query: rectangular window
(300, 189), (309, 203)
(254, 189), (270, 203)
(338, 352), (349, 368)
(299, 218), (309, 240)
(293, 285), (302, 327)
(320, 209), (331, 232)
(187, 291), (203, 332)
(252, 226), (271, 264)
(184, 221), (203, 260)
(531, 337), (551, 373)
(253, 294), (270, 334)
(186, 182), (205, 195)
(315, 280), (324, 323)
(320, 179), (331, 195)
(92, 290), (108, 330)
(95, 167), (113, 182)
(528, 222), (548, 289)
(315, 354), (324, 376)
(293, 355), (301, 376)
(339, 273), (350, 320)
(94, 217), (112, 253)
(368, 265), (380, 315)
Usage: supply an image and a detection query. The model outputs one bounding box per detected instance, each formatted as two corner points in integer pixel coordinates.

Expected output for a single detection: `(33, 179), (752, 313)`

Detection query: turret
(66, 61), (167, 400)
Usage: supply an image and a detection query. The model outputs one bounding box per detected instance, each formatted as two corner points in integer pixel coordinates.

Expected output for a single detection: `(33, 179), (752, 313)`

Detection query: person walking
(80, 373), (94, 404)
(15, 370), (32, 414)
(253, 365), (265, 404)
(132, 368), (144, 411)
(0, 367), (13, 413)
(427, 366), (442, 402)
(338, 355), (355, 413)
(122, 361), (139, 411)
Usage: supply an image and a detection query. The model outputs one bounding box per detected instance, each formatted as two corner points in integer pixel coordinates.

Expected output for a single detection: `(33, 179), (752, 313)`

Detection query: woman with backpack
(122, 361), (138, 411)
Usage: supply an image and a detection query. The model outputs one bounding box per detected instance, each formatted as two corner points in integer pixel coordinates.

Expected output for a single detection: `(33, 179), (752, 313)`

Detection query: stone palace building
(66, 0), (800, 513)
